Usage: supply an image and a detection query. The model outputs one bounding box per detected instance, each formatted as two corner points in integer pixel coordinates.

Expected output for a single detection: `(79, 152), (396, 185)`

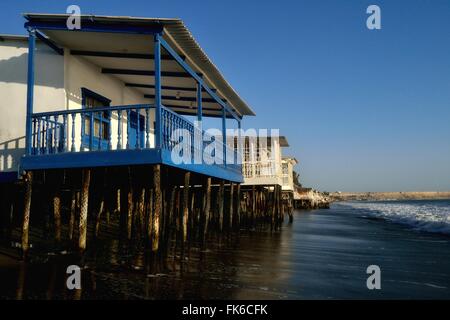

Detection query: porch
(20, 14), (254, 183)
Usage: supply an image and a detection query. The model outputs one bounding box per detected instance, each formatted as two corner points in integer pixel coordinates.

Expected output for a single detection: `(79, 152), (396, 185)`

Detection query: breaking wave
(343, 200), (450, 235)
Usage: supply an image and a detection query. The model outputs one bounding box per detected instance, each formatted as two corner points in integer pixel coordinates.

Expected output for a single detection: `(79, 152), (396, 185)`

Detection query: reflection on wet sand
(3, 205), (450, 299)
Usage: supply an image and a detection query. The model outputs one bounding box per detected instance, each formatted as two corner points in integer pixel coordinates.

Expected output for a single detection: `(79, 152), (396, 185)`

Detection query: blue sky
(1, 0), (450, 192)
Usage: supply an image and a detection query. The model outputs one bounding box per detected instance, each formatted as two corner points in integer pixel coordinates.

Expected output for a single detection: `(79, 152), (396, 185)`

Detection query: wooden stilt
(79, 169), (91, 252)
(69, 189), (76, 241)
(127, 167), (134, 240)
(146, 188), (154, 241)
(94, 195), (104, 238)
(252, 185), (256, 223)
(236, 184), (241, 227)
(21, 171), (33, 258)
(218, 180), (224, 231)
(138, 187), (146, 239)
(152, 165), (161, 252)
(53, 190), (61, 243)
(271, 186), (276, 229)
(229, 182), (234, 229)
(115, 188), (121, 214)
(182, 172), (190, 243)
(203, 177), (211, 240)
(189, 188), (195, 229)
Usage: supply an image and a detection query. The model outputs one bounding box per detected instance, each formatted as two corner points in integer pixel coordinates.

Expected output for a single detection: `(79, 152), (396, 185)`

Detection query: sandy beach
(1, 200), (449, 299)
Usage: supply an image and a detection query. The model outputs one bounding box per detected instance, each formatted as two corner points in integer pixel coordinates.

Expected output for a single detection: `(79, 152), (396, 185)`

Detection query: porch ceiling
(23, 13), (256, 119)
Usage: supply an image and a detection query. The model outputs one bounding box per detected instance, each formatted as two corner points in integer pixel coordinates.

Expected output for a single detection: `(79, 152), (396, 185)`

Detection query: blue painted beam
(25, 28), (36, 156)
(154, 33), (162, 149)
(125, 83), (216, 92)
(158, 38), (241, 122)
(197, 82), (202, 122)
(144, 94), (217, 103)
(222, 107), (227, 167)
(24, 21), (164, 35)
(20, 149), (162, 170)
(70, 50), (184, 60)
(101, 68), (199, 78)
(35, 31), (64, 55)
(159, 105), (235, 118)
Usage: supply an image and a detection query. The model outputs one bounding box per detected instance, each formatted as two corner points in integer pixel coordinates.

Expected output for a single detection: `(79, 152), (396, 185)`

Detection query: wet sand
(1, 203), (450, 299)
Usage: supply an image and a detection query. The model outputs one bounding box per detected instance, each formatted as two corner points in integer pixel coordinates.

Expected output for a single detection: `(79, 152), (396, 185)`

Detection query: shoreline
(330, 191), (450, 202)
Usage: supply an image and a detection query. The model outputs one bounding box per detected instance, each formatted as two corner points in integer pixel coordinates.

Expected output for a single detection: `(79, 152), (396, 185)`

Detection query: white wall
(242, 137), (284, 186)
(64, 50), (155, 151)
(281, 159), (295, 191)
(0, 38), (155, 176)
(0, 39), (65, 173)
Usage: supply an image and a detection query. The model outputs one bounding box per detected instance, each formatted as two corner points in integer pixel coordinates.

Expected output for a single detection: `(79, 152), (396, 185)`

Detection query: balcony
(22, 104), (242, 182)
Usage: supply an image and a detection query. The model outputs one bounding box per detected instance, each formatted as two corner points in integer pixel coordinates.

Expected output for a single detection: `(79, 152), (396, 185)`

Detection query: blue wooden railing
(31, 104), (154, 155)
(30, 104), (241, 174)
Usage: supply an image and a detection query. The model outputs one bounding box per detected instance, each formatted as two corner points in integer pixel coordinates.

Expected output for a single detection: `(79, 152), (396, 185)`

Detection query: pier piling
(79, 168), (91, 253)
(21, 171), (33, 258)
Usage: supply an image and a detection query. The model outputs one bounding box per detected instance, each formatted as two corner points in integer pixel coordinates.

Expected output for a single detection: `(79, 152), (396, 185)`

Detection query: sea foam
(343, 201), (450, 235)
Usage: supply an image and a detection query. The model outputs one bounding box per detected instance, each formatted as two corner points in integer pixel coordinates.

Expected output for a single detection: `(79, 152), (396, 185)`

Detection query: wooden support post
(218, 180), (224, 231)
(138, 187), (146, 239)
(229, 183), (234, 229)
(236, 184), (241, 227)
(203, 177), (211, 240)
(271, 186), (276, 228)
(277, 185), (282, 227)
(152, 165), (161, 252)
(21, 171), (33, 258)
(69, 190), (76, 241)
(182, 172), (190, 243)
(79, 169), (91, 252)
(252, 185), (256, 222)
(127, 167), (134, 240)
(94, 195), (104, 238)
(189, 188), (195, 228)
(115, 188), (121, 214)
(53, 190), (61, 243)
(146, 188), (154, 241)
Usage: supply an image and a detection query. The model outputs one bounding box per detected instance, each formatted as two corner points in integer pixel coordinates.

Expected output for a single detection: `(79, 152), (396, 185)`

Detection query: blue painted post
(71, 113), (76, 152)
(118, 110), (122, 149)
(36, 118), (41, 155)
(136, 108), (140, 149)
(99, 112), (103, 150)
(196, 82), (202, 163)
(237, 120), (241, 166)
(54, 115), (59, 153)
(126, 109), (130, 149)
(25, 28), (36, 156)
(89, 112), (94, 151)
(222, 108), (226, 167)
(146, 107), (150, 148)
(45, 116), (50, 154)
(63, 114), (68, 152)
(107, 110), (112, 150)
(154, 34), (162, 149)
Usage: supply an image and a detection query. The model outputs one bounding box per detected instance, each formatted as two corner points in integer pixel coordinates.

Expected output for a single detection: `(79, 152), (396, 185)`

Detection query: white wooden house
(281, 156), (298, 192)
(0, 14), (256, 184)
(241, 136), (289, 187)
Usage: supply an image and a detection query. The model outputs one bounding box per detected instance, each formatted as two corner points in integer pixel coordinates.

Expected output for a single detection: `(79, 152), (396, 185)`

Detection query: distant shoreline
(330, 191), (450, 202)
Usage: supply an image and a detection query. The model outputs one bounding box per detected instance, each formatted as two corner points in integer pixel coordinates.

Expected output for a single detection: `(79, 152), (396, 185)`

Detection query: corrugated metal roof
(23, 13), (255, 117)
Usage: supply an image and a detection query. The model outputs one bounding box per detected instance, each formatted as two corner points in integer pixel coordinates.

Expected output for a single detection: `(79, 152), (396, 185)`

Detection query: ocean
(1, 199), (450, 299)
(340, 199), (450, 235)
